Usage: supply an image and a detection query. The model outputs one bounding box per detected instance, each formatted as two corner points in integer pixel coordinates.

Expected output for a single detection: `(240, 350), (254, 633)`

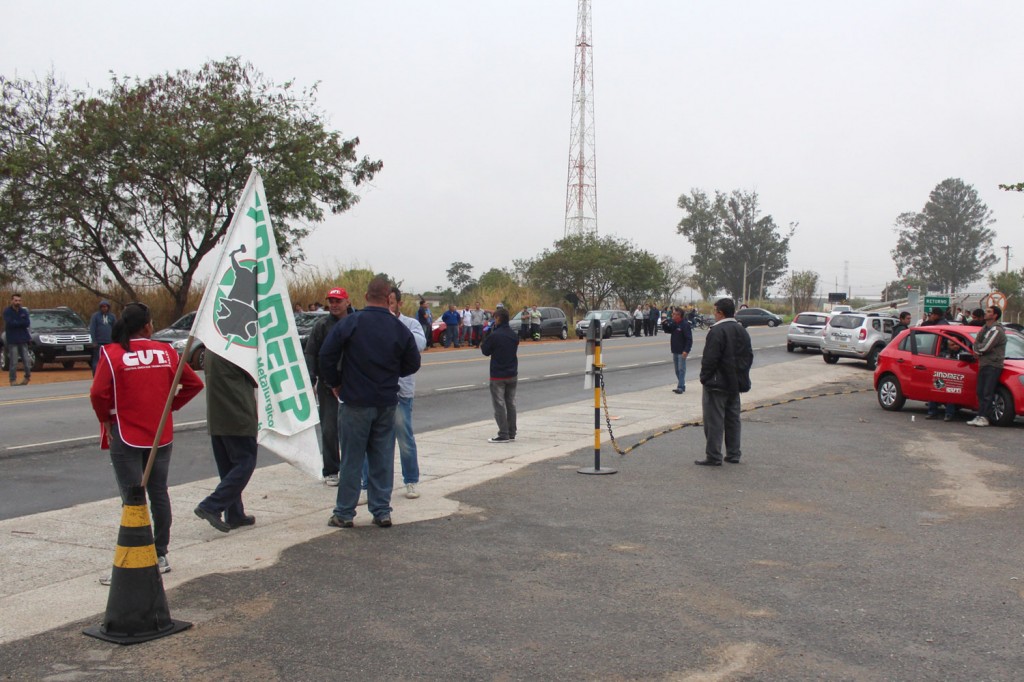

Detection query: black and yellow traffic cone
(83, 485), (192, 644)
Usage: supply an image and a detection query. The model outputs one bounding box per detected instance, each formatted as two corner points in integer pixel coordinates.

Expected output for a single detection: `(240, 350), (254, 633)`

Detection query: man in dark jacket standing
(303, 286), (352, 486)
(319, 276), (421, 528)
(663, 306), (693, 394)
(88, 300), (115, 375)
(696, 298), (753, 466)
(480, 307), (519, 443)
(3, 293), (31, 386)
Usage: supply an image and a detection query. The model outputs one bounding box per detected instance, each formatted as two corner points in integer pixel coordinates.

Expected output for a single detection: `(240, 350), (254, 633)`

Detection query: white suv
(821, 312), (897, 370)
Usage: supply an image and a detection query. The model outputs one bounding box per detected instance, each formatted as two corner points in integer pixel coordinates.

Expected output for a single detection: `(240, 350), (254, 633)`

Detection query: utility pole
(564, 0), (598, 237)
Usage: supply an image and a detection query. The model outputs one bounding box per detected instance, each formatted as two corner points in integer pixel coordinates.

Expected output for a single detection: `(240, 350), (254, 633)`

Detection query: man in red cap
(304, 286), (353, 486)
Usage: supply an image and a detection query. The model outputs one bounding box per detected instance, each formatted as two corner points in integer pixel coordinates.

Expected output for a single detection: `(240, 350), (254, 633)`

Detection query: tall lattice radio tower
(564, 0), (597, 237)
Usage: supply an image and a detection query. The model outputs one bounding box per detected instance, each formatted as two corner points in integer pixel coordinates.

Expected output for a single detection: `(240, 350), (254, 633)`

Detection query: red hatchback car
(874, 324), (1024, 425)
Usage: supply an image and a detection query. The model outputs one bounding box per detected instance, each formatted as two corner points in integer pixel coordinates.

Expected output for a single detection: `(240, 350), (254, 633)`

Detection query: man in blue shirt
(441, 305), (461, 348)
(319, 276), (421, 528)
(662, 307), (693, 393)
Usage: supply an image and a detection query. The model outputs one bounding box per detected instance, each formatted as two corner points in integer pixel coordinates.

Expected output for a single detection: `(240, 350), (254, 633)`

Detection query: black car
(509, 306), (569, 340)
(735, 307), (783, 328)
(0, 307), (95, 371)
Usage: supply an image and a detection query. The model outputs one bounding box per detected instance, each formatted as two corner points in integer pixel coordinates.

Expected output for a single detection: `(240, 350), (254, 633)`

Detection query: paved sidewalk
(0, 358), (867, 645)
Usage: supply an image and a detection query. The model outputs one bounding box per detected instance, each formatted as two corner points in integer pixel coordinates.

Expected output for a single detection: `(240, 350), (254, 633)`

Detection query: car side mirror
(957, 351), (976, 363)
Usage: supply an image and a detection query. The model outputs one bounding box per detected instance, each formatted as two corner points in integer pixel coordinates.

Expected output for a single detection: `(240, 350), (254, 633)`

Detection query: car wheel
(786, 341), (794, 353)
(191, 346), (206, 371)
(62, 361), (76, 369)
(602, 326), (611, 339)
(823, 352), (839, 365)
(865, 345), (882, 370)
(625, 325), (633, 337)
(991, 386), (1016, 426)
(560, 327), (569, 340)
(877, 373), (906, 411)
(29, 350), (41, 371)
(767, 319), (778, 328)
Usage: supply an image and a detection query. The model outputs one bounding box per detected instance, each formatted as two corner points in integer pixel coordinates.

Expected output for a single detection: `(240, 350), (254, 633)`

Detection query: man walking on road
(696, 298), (753, 466)
(662, 306), (693, 394)
(319, 276), (421, 528)
(968, 305), (1006, 427)
(304, 287), (352, 486)
(194, 352), (259, 533)
(481, 306), (519, 443)
(3, 293), (31, 386)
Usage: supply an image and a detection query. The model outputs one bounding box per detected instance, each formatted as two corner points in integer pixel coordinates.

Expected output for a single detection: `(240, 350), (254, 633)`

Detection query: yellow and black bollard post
(579, 320), (617, 475)
(84, 484), (192, 644)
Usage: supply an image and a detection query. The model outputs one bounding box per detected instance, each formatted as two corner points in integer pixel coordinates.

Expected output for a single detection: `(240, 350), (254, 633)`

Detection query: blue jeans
(362, 395), (419, 486)
(199, 435), (258, 524)
(7, 342), (31, 383)
(109, 424), (172, 557)
(976, 365), (1000, 420)
(335, 403), (396, 520)
(926, 401), (956, 418)
(673, 353), (687, 391)
(447, 326), (460, 348)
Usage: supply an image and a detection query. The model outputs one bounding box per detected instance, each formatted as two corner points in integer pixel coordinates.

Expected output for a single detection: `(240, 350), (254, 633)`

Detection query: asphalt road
(0, 328), (794, 519)
(2, 371), (1022, 679)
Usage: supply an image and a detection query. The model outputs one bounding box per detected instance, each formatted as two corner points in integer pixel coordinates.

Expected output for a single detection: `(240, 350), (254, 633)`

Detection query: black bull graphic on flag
(214, 245), (259, 343)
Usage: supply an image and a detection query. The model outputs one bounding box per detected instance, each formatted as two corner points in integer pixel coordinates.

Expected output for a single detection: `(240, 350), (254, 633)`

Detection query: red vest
(90, 339), (203, 448)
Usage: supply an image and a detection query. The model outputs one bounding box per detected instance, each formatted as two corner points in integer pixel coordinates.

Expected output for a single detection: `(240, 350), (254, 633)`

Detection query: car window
(28, 310), (87, 327)
(170, 313), (196, 331)
(871, 319), (881, 331)
(911, 331), (940, 356)
(897, 334), (913, 352)
(829, 315), (864, 330)
(882, 320), (894, 333)
(545, 308), (564, 320)
(794, 314), (828, 326)
(1006, 332), (1024, 360)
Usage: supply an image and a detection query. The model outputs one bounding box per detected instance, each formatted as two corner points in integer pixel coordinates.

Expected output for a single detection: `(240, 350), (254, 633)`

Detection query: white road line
(619, 363), (639, 368)
(435, 384), (477, 392)
(544, 372), (570, 377)
(5, 419), (208, 451)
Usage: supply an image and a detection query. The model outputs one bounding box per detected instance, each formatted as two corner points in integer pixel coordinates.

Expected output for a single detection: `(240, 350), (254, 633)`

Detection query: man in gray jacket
(304, 287), (352, 485)
(968, 305), (1006, 427)
(696, 298), (753, 466)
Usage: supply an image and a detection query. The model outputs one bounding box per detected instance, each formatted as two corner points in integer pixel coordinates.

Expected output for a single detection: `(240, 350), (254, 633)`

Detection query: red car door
(924, 331), (976, 409)
(904, 330), (942, 401)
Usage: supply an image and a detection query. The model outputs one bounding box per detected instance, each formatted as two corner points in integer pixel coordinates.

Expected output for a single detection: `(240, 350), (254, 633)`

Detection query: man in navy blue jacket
(480, 307), (519, 443)
(662, 307), (693, 393)
(3, 293), (32, 386)
(319, 276), (421, 528)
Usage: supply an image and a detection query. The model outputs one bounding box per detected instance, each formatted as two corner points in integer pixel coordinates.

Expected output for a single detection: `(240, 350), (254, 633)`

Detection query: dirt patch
(904, 433), (1015, 510)
(6, 367), (91, 386)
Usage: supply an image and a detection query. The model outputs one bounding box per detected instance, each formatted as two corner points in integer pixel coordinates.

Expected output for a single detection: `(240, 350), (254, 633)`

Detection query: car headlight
(172, 339), (187, 352)
(39, 335), (57, 344)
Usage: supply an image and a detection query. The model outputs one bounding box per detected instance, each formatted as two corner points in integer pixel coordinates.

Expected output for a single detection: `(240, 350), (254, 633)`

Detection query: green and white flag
(192, 169), (321, 479)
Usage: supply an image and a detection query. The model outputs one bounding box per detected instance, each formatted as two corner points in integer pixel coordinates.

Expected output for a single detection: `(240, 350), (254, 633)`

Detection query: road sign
(985, 291), (1007, 310)
(924, 295), (949, 311)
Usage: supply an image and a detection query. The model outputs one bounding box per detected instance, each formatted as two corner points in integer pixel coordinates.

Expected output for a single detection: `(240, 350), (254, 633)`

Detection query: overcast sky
(3, 1), (1023, 299)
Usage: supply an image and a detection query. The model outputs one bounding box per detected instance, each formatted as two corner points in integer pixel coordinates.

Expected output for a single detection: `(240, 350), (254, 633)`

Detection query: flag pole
(141, 335), (197, 487)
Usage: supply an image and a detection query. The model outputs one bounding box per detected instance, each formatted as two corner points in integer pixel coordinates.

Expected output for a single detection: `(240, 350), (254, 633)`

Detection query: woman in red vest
(90, 303), (204, 580)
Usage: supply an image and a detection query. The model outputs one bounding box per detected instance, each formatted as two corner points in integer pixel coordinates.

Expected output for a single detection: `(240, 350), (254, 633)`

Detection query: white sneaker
(323, 473), (339, 487)
(405, 483), (420, 499)
(358, 490), (368, 506)
(966, 416), (980, 426)
(971, 416), (990, 427)
(158, 555), (171, 574)
(99, 572), (112, 586)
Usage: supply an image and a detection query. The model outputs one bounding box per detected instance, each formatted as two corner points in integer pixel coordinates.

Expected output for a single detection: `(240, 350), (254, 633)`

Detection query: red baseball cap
(326, 287), (349, 300)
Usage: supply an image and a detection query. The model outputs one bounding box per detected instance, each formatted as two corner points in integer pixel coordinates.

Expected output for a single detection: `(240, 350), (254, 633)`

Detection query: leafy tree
(0, 59), (382, 317)
(998, 182), (1024, 192)
(880, 277), (927, 302)
(653, 256), (690, 305)
(445, 261), (476, 293)
(676, 189), (792, 301)
(612, 250), (667, 312)
(477, 267), (515, 290)
(988, 269), (1024, 321)
(780, 270), (820, 312)
(891, 178), (996, 292)
(526, 233), (638, 311)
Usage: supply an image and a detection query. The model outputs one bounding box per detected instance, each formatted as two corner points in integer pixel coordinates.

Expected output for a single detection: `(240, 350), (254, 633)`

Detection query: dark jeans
(199, 435), (258, 523)
(976, 365), (1001, 420)
(335, 403), (396, 520)
(702, 387), (741, 463)
(7, 342), (31, 383)
(317, 382), (340, 477)
(489, 377), (518, 439)
(109, 423), (172, 557)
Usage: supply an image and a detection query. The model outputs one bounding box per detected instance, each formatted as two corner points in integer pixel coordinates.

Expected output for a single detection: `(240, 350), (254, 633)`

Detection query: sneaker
(943, 414), (954, 422)
(358, 490), (368, 506)
(99, 572), (112, 586)
(372, 514), (393, 528)
(157, 555), (171, 574)
(323, 473), (340, 487)
(18, 377), (29, 386)
(971, 416), (990, 427)
(405, 483), (420, 499)
(328, 514), (354, 528)
(488, 435), (510, 443)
